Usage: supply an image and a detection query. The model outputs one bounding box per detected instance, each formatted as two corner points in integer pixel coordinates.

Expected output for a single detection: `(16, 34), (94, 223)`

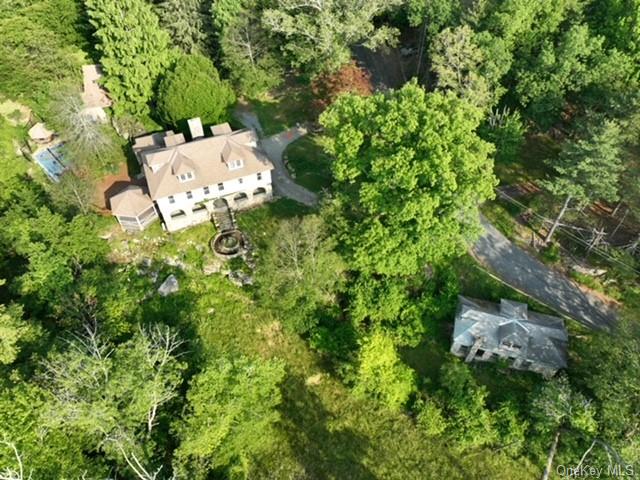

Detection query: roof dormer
(171, 151), (198, 182)
(221, 141), (244, 170)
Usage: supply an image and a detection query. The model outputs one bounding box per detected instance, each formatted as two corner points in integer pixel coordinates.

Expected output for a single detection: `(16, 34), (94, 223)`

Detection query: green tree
(40, 323), (186, 476)
(430, 25), (491, 109)
(515, 24), (605, 126)
(85, 0), (172, 117)
(0, 207), (107, 307)
(575, 308), (640, 464)
(543, 119), (624, 243)
(173, 355), (286, 478)
(405, 0), (461, 33)
(157, 0), (211, 54)
(320, 82), (496, 277)
(531, 374), (597, 478)
(0, 0), (87, 110)
(348, 275), (427, 346)
(0, 380), (107, 479)
(156, 53), (236, 128)
(257, 215), (345, 334)
(479, 108), (525, 164)
(212, 0), (283, 97)
(263, 0), (402, 74)
(0, 299), (35, 365)
(438, 360), (497, 450)
(352, 331), (416, 411)
(415, 397), (448, 437)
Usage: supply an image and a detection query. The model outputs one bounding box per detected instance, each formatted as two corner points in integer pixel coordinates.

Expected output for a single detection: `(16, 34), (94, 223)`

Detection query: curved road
(472, 217), (617, 330)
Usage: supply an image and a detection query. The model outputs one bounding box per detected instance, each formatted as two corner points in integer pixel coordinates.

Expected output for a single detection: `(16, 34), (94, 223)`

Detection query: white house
(111, 118), (274, 232)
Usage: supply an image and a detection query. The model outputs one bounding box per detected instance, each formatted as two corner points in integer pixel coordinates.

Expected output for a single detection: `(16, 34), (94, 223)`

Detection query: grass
(493, 133), (559, 185)
(237, 198), (312, 249)
(247, 81), (316, 136)
(455, 254), (556, 316)
(481, 200), (520, 239)
(283, 134), (333, 193)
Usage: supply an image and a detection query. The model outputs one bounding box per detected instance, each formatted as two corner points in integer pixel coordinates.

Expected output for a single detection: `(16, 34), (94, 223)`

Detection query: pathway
(235, 106), (319, 207)
(471, 216), (618, 330)
(260, 127), (318, 207)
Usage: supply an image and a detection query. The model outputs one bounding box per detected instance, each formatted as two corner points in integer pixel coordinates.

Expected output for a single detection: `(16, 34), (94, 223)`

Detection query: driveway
(260, 127), (319, 208)
(471, 217), (618, 330)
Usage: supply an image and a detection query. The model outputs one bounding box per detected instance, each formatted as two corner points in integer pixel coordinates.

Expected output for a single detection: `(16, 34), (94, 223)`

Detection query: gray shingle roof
(453, 296), (568, 369)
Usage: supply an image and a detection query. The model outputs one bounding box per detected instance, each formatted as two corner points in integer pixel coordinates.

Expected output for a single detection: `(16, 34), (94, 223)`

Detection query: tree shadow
(279, 374), (375, 480)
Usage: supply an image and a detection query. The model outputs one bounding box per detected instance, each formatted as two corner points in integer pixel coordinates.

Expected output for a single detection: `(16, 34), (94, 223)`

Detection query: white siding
(155, 169), (273, 232)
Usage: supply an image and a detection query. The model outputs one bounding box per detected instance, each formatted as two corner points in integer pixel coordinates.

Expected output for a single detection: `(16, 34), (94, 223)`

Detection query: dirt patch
(94, 162), (144, 212)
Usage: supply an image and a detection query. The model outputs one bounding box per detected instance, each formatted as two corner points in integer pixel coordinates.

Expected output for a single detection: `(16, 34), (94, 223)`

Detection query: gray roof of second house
(453, 296), (568, 369)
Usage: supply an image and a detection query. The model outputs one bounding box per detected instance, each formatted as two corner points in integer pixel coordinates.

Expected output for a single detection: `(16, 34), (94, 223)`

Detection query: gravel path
(471, 216), (618, 330)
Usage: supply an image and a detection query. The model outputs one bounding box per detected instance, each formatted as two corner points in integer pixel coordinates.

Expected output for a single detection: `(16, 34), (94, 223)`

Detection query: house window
(257, 172), (262, 181)
(168, 195), (175, 204)
(203, 186), (210, 195)
(238, 177), (243, 184)
(186, 191), (193, 199)
(178, 171), (194, 182)
(217, 183), (224, 191)
(228, 159), (243, 170)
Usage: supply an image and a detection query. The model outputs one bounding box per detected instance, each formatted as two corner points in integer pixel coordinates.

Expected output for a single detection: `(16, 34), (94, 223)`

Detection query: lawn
(248, 83), (315, 136)
(283, 134), (333, 193)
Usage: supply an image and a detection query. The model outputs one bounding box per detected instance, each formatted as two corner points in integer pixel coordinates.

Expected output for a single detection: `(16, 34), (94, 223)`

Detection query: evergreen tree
(85, 0), (172, 117)
(157, 0), (211, 54)
(543, 119), (624, 243)
(156, 53), (235, 128)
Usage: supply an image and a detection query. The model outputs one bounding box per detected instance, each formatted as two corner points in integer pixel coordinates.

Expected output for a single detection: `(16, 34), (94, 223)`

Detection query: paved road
(471, 217), (617, 330)
(260, 127), (319, 208)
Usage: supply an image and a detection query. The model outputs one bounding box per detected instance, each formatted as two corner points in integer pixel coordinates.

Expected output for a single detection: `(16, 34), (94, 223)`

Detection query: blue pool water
(33, 143), (67, 182)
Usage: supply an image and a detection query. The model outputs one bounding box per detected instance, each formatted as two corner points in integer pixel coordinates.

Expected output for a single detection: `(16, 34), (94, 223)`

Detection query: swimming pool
(33, 143), (67, 182)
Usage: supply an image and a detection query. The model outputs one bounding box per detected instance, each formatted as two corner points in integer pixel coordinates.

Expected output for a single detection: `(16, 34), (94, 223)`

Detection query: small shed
(110, 185), (158, 232)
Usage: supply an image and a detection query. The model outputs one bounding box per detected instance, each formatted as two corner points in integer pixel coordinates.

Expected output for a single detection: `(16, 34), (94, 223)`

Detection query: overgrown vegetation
(0, 0), (639, 478)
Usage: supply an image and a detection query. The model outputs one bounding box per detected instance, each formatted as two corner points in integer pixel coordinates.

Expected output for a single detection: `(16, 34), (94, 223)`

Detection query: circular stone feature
(211, 230), (246, 258)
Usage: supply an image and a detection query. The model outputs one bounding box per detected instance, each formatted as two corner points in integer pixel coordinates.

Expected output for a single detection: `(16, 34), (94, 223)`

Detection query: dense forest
(0, 0), (639, 478)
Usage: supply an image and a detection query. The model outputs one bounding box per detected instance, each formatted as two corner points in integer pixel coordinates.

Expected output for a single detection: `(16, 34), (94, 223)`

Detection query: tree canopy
(85, 0), (172, 117)
(320, 82), (497, 277)
(156, 53), (236, 128)
(263, 0), (402, 74)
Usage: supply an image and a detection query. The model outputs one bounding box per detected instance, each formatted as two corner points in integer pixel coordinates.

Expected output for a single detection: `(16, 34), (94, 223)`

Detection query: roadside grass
(283, 134), (333, 193)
